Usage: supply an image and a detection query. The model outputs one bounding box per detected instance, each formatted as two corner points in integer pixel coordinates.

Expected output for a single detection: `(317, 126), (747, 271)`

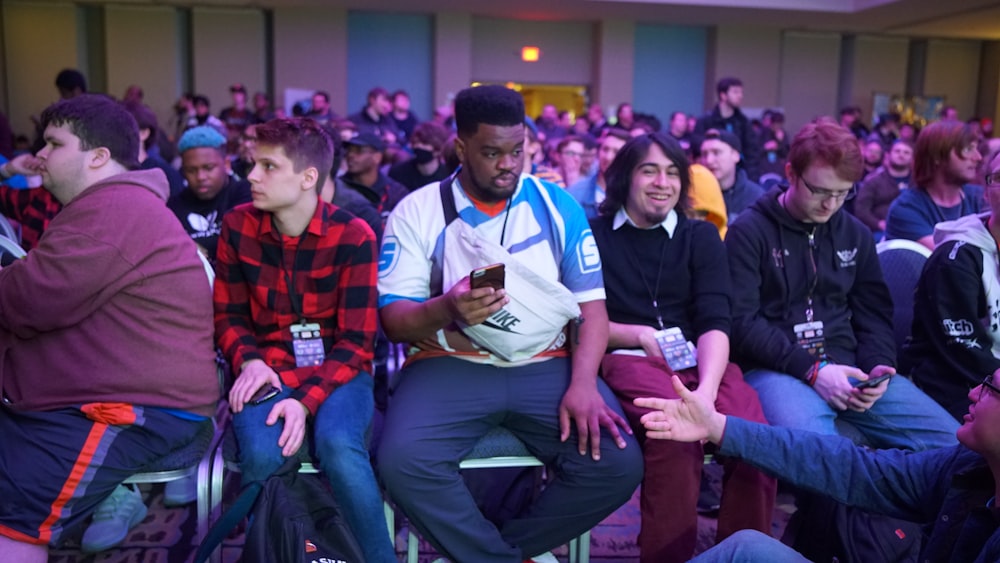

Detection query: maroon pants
(601, 354), (777, 563)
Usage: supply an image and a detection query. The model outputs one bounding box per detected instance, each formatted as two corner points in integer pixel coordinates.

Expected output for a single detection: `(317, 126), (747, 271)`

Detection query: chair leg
(407, 529), (420, 563)
(579, 530), (590, 563)
(197, 463), (211, 544)
(209, 448), (225, 563)
(384, 501), (395, 545)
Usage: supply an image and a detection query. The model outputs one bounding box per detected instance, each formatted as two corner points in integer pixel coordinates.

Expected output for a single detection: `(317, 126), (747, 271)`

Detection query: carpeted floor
(47, 470), (794, 563)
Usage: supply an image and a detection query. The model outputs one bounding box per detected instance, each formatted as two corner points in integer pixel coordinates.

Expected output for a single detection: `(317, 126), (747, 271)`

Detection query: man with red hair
(725, 118), (957, 451)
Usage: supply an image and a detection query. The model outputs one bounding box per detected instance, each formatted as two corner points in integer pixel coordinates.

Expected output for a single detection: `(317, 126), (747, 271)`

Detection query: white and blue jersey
(379, 173), (604, 307)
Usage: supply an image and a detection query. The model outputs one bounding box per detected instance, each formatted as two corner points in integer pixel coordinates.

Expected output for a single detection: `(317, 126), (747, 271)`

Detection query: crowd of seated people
(2, 66), (1000, 563)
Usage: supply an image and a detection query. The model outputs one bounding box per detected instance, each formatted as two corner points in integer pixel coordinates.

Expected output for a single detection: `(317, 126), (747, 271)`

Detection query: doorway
(473, 82), (589, 122)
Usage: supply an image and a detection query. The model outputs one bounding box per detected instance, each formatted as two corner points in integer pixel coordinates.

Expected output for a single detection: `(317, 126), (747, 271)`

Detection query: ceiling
(85, 0), (1000, 40)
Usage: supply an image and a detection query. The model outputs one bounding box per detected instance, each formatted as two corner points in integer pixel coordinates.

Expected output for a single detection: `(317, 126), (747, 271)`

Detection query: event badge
(653, 327), (698, 371)
(291, 322), (325, 368)
(793, 320), (826, 358)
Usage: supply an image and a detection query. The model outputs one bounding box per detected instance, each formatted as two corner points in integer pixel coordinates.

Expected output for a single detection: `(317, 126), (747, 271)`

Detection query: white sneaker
(531, 552), (559, 563)
(163, 475), (197, 507)
(80, 484), (147, 553)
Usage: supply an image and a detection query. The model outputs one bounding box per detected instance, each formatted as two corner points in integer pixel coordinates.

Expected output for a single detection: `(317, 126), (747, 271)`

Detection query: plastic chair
(876, 239), (931, 354)
(0, 233), (25, 263)
(122, 413), (222, 544)
(397, 426), (591, 563)
(0, 214), (20, 244)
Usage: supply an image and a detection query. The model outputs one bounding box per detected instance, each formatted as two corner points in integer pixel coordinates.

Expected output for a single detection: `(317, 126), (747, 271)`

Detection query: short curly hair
(454, 85), (524, 138)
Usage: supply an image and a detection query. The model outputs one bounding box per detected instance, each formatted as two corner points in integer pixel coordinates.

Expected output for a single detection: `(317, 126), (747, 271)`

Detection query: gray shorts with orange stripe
(0, 402), (208, 547)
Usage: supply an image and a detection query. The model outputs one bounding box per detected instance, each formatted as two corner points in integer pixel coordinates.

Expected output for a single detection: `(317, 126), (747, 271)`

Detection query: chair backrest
(876, 239), (931, 354)
(197, 249), (215, 287)
(0, 214), (20, 244)
(0, 234), (26, 266)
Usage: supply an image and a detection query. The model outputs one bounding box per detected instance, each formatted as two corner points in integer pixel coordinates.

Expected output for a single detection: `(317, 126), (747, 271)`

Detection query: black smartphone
(470, 263), (505, 291)
(249, 385), (281, 405)
(853, 374), (892, 389)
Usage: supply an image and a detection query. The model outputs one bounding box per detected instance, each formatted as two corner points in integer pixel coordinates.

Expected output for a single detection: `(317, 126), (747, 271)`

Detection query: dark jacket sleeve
(847, 234), (897, 372)
(855, 174), (887, 232)
(726, 219), (816, 378)
(690, 221), (732, 337)
(910, 240), (1000, 387)
(738, 122), (762, 182)
(719, 416), (962, 523)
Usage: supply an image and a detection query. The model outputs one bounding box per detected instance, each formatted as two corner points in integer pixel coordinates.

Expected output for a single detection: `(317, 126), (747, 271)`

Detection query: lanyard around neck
(279, 234), (306, 321)
(621, 227), (671, 330)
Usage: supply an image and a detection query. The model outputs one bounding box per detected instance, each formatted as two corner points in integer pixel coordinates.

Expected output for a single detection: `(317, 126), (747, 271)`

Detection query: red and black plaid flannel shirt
(213, 201), (377, 415)
(0, 185), (62, 250)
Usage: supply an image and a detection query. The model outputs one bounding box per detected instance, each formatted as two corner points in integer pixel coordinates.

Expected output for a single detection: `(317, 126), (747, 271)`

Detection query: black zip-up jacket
(725, 186), (895, 379)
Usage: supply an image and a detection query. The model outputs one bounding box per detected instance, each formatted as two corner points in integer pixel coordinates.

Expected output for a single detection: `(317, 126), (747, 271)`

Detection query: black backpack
(195, 457), (365, 563)
(785, 492), (922, 563)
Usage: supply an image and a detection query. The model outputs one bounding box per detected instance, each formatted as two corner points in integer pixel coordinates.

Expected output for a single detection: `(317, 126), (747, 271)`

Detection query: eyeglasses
(979, 374), (1000, 401)
(801, 178), (857, 202)
(561, 151), (583, 159)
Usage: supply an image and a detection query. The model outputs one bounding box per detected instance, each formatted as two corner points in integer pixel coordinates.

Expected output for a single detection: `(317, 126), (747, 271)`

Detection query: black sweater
(591, 212), (731, 342)
(725, 187), (894, 378)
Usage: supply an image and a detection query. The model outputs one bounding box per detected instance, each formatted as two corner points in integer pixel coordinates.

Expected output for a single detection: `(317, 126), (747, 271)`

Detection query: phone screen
(249, 385), (280, 405)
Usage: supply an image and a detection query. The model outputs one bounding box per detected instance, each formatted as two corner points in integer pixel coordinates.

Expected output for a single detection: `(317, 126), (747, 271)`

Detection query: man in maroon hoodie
(0, 94), (219, 561)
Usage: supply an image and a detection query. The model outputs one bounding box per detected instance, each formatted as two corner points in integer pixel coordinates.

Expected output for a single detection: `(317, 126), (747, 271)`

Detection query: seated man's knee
(237, 444), (285, 483)
(570, 438), (643, 497)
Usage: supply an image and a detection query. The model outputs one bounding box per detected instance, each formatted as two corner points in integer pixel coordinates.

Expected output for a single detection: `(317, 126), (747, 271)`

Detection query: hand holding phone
(470, 263), (505, 291)
(853, 373), (892, 389)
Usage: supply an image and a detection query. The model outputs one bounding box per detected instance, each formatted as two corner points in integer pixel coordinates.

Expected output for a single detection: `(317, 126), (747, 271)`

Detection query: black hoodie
(725, 186), (894, 379)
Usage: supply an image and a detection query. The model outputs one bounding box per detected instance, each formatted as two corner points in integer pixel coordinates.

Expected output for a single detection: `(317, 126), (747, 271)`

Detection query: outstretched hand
(634, 375), (728, 444)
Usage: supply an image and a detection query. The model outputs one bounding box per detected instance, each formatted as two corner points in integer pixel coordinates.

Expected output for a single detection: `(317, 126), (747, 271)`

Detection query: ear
(455, 136), (467, 164)
(88, 147), (112, 170)
(784, 161), (795, 184)
(300, 166), (319, 192)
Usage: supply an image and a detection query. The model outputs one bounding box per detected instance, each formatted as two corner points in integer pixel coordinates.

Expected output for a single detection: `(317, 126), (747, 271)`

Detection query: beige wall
(709, 25), (782, 112)
(105, 6), (181, 130)
(273, 7), (348, 115)
(433, 12), (472, 109)
(979, 41), (1000, 127)
(592, 19), (634, 110)
(191, 7), (265, 118)
(3, 1), (78, 135)
(0, 3), (995, 143)
(779, 31), (842, 133)
(844, 35), (909, 122)
(924, 38), (982, 119)
(470, 18), (593, 85)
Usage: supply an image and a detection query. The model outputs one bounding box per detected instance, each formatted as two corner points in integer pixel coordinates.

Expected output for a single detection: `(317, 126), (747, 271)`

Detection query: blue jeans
(744, 369), (958, 451)
(232, 374), (395, 563)
(690, 530), (810, 563)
